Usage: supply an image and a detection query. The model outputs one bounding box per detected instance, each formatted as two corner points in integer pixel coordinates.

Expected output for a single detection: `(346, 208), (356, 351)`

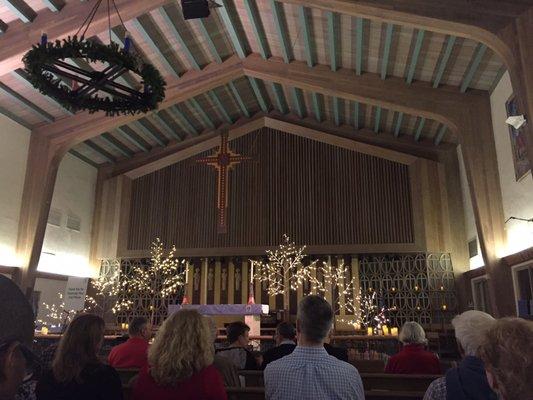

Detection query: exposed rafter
(3, 0), (36, 23)
(228, 81), (250, 118)
(188, 97), (216, 130)
(248, 77), (269, 113)
(406, 30), (425, 84)
(461, 44), (488, 93)
(100, 133), (134, 158)
(208, 90), (233, 124)
(354, 17), (364, 76)
(85, 140), (116, 164)
(414, 117), (426, 141)
(0, 104), (30, 129)
(129, 18), (180, 77)
(353, 102), (360, 129)
(243, 0), (270, 60)
(432, 35), (456, 88)
(195, 19), (223, 64)
(116, 126), (151, 153)
(42, 0), (64, 13)
(380, 24), (394, 79)
(312, 93), (323, 122)
(0, 19), (8, 34)
(291, 87), (306, 118)
(271, 82), (289, 114)
(434, 124), (447, 146)
(69, 149), (98, 168)
(394, 112), (404, 137)
(131, 120), (168, 147)
(150, 112), (182, 141)
(0, 81), (54, 122)
(218, 0), (247, 59)
(270, 0), (293, 63)
(299, 6), (315, 67)
(374, 106), (382, 133)
(170, 106), (199, 137)
(158, 7), (201, 70)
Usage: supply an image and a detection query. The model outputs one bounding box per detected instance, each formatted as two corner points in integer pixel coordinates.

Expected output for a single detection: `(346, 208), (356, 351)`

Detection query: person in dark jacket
(385, 321), (441, 374)
(36, 314), (122, 400)
(216, 322), (260, 370)
(261, 322), (297, 369)
(423, 310), (497, 400)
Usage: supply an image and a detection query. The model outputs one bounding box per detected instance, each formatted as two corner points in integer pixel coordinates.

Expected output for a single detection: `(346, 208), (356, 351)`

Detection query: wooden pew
(351, 359), (386, 372)
(238, 370), (440, 392)
(361, 373), (441, 392)
(226, 387), (425, 400)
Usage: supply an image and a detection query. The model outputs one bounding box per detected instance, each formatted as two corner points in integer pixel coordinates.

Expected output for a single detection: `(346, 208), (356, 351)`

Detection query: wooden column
(459, 98), (514, 316)
(201, 258), (208, 305)
(351, 256), (360, 320)
(227, 260), (235, 304)
(16, 135), (63, 297)
(89, 173), (132, 262)
(241, 261), (249, 304)
(214, 259), (222, 305)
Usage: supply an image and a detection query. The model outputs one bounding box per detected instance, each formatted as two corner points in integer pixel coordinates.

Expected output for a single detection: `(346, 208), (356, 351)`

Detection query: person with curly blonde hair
(478, 318), (533, 400)
(132, 310), (227, 400)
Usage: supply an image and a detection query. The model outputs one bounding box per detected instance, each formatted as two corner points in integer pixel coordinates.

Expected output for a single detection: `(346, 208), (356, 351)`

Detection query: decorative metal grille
(359, 253), (456, 327)
(102, 258), (184, 326)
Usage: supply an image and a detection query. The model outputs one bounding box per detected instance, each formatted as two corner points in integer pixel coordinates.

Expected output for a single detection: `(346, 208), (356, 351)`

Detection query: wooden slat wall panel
(127, 127), (414, 250)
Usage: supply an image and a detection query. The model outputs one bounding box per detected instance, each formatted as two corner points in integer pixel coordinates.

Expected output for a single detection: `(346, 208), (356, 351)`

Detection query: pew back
(226, 387), (425, 400)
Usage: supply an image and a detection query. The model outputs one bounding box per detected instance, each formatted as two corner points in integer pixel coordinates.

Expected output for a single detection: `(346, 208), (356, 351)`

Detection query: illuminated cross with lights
(196, 132), (252, 234)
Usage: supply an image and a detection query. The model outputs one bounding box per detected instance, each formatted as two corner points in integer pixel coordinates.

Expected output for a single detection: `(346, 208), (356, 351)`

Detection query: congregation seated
(108, 317), (150, 370)
(264, 295), (364, 400)
(132, 310), (227, 400)
(206, 317), (241, 387)
(385, 322), (441, 375)
(479, 317), (533, 400)
(261, 322), (296, 369)
(36, 314), (123, 400)
(216, 322), (261, 370)
(423, 310), (497, 400)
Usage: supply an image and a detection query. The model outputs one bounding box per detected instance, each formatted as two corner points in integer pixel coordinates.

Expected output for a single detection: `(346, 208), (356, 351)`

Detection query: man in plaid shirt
(264, 295), (364, 400)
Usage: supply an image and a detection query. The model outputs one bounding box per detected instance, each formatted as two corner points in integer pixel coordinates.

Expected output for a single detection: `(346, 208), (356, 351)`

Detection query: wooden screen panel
(127, 128), (414, 250)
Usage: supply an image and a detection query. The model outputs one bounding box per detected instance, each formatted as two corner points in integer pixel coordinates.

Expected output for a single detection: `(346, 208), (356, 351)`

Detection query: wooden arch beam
(0, 0), (170, 74)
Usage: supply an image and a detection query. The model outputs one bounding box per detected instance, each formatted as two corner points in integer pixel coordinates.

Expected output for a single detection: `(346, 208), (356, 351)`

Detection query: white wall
(491, 72), (533, 257)
(461, 71), (533, 269)
(38, 153), (99, 277)
(0, 114), (30, 267)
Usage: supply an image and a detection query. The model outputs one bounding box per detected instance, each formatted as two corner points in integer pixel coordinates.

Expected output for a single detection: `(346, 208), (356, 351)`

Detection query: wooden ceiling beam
(31, 53), (490, 154)
(0, 0), (170, 74)
(105, 113), (455, 181)
(3, 0), (36, 23)
(277, 0), (522, 62)
(242, 54), (480, 132)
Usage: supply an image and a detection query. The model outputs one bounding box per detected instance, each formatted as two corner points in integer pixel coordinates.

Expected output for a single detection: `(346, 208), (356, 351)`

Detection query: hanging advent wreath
(22, 0), (166, 116)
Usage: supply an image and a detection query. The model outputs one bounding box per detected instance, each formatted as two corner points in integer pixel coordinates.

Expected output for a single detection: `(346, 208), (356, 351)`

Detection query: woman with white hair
(385, 321), (441, 374)
(423, 310), (497, 400)
(132, 310), (227, 400)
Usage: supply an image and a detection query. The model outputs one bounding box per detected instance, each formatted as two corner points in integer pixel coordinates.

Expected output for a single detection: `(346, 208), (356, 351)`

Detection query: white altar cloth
(168, 304), (269, 316)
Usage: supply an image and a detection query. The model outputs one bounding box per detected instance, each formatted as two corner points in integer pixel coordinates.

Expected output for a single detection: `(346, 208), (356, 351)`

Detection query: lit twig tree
(36, 293), (80, 330)
(85, 266), (123, 318)
(251, 235), (318, 307)
(115, 238), (188, 326)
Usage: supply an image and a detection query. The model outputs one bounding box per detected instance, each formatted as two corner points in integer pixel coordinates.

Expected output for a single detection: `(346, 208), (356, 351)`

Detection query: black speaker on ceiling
(181, 0), (211, 20)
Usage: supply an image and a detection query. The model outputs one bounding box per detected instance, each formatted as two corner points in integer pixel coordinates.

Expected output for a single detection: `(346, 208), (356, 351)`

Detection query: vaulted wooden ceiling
(0, 0), (511, 167)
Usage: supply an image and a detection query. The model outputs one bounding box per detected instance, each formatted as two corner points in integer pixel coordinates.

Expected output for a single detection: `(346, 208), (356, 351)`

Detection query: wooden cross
(196, 132), (252, 234)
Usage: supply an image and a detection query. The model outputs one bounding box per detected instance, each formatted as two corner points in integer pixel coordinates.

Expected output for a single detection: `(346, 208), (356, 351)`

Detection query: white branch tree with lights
(85, 266), (123, 318)
(251, 235), (319, 307)
(115, 238), (188, 326)
(251, 235), (393, 331)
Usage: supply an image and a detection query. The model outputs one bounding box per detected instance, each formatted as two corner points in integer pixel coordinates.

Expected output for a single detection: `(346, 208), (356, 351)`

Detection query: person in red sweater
(132, 310), (227, 400)
(385, 321), (441, 375)
(108, 317), (150, 369)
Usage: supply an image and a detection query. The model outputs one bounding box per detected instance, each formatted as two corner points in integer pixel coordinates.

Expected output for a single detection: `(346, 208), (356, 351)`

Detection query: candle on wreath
(391, 327), (399, 336)
(41, 327), (49, 335)
(367, 327), (373, 336)
(124, 31), (132, 52)
(382, 325), (389, 335)
(41, 32), (47, 46)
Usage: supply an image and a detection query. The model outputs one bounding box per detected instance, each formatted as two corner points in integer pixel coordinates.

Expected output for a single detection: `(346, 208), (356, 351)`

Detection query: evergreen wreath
(23, 36), (166, 116)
